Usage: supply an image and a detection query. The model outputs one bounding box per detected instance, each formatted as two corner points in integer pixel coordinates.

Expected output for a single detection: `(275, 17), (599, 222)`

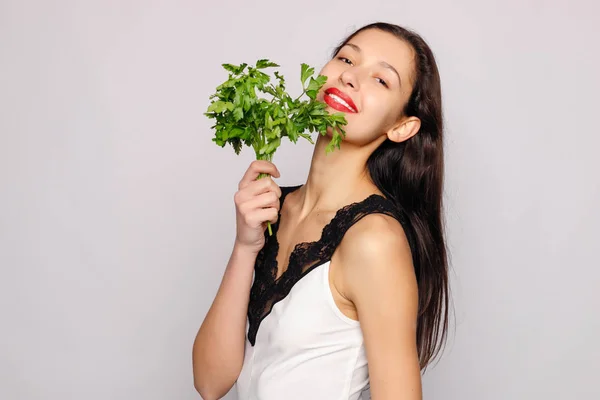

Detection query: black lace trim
(247, 185), (414, 346)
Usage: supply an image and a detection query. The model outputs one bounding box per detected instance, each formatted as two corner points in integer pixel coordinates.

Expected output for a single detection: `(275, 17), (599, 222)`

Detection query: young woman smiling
(193, 22), (450, 400)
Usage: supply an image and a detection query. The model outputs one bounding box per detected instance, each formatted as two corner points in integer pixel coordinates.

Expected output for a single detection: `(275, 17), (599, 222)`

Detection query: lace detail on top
(247, 185), (415, 346)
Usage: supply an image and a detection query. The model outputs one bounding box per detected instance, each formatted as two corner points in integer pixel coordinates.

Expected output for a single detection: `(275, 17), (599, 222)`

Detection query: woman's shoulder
(336, 199), (414, 274)
(342, 210), (410, 256)
(335, 210), (416, 303)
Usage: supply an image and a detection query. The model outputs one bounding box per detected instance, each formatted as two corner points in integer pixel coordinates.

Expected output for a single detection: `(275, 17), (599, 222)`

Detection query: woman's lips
(324, 88), (358, 113)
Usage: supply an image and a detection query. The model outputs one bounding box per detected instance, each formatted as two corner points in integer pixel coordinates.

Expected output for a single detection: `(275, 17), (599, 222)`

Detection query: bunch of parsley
(205, 59), (348, 235)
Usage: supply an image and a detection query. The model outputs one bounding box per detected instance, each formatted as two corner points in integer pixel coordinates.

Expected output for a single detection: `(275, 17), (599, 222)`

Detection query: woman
(193, 22), (449, 400)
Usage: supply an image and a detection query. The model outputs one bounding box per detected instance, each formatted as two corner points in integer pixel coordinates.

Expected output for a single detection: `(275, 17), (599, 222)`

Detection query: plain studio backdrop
(1, 0), (599, 399)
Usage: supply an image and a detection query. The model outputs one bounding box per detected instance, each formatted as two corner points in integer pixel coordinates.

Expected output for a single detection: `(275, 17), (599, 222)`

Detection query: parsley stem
(257, 171), (273, 236)
(293, 90), (307, 103)
(257, 150), (274, 236)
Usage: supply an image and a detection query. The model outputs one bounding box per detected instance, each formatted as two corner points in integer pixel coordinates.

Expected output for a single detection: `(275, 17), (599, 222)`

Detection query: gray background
(1, 0), (598, 399)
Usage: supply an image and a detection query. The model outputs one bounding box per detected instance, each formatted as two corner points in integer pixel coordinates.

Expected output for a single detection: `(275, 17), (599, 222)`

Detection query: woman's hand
(234, 160), (282, 255)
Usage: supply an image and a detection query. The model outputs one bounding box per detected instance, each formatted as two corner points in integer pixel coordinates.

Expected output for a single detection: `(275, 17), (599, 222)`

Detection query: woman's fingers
(238, 160), (280, 190)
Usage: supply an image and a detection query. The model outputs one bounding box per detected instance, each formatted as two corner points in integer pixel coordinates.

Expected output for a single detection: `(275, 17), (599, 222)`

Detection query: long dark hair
(332, 22), (450, 370)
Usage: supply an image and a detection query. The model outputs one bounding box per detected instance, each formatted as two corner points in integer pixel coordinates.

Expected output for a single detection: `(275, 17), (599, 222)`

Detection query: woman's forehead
(344, 29), (415, 77)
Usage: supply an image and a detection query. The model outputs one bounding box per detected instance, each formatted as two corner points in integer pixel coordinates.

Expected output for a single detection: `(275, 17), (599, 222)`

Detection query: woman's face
(317, 29), (416, 146)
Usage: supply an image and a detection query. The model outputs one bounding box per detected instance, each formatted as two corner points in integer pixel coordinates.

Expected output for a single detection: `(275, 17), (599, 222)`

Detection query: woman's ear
(387, 116), (421, 143)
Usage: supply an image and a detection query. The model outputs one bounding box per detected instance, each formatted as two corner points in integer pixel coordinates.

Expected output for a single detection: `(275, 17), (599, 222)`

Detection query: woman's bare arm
(192, 160), (281, 400)
(192, 242), (257, 400)
(338, 213), (421, 400)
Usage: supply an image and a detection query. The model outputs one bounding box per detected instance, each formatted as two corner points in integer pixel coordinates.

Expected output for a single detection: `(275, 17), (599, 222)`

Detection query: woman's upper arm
(338, 213), (422, 400)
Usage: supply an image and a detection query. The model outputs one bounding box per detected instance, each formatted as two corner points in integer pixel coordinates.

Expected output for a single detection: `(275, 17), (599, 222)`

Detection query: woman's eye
(376, 77), (388, 87)
(338, 57), (353, 65)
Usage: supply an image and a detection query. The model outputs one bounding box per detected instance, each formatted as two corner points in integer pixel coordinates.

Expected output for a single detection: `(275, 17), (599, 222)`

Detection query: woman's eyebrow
(380, 61), (402, 86)
(342, 43), (402, 86)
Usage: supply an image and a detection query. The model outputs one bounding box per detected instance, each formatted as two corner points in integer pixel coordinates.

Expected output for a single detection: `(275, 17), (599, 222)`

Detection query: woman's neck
(294, 134), (386, 220)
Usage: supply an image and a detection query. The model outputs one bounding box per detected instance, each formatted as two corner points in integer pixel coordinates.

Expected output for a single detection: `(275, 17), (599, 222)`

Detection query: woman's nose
(339, 68), (359, 90)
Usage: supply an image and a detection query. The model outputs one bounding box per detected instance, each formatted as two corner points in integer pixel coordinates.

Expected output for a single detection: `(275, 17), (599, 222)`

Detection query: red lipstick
(324, 87), (358, 113)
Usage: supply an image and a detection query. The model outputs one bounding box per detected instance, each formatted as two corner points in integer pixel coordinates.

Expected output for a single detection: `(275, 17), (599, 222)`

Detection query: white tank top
(236, 185), (413, 400)
(236, 261), (370, 400)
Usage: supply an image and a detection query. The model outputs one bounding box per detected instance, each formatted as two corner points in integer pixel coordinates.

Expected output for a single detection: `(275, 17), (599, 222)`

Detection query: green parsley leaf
(300, 63), (314, 87)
